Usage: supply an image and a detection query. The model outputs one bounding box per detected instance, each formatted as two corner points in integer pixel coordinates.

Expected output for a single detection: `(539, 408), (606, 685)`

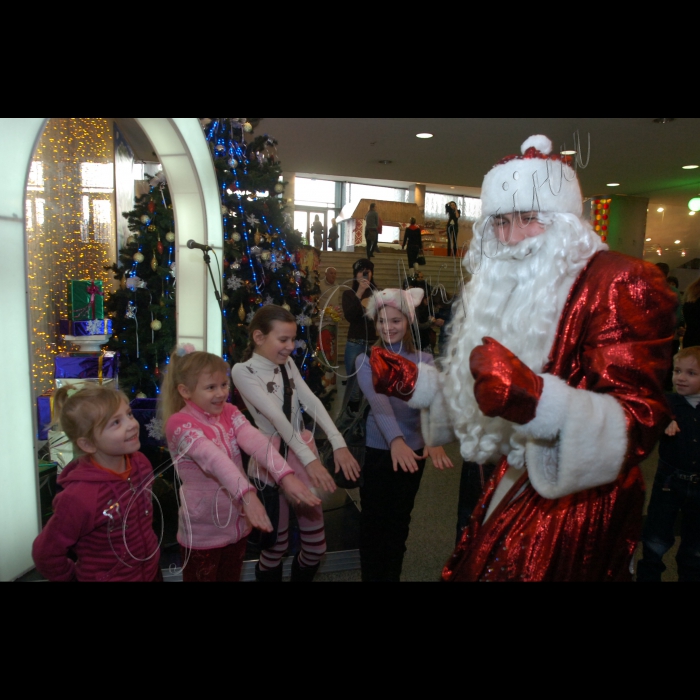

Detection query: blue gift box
(37, 392), (54, 440)
(59, 319), (112, 336)
(54, 351), (118, 379)
(130, 398), (165, 450)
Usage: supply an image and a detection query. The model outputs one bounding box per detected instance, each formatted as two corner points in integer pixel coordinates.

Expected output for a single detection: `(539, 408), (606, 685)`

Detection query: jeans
(360, 446), (426, 581)
(344, 339), (370, 402)
(365, 229), (378, 258)
(636, 464), (700, 582)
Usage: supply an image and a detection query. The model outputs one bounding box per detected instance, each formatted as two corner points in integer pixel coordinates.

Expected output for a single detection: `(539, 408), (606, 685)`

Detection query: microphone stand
(198, 248), (236, 368)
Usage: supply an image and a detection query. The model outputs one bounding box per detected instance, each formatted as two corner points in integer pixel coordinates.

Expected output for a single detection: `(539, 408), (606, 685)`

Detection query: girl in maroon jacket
(32, 385), (163, 582)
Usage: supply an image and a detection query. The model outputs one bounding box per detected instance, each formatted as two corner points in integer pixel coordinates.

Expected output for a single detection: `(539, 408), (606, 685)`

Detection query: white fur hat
(365, 287), (424, 324)
(480, 135), (583, 218)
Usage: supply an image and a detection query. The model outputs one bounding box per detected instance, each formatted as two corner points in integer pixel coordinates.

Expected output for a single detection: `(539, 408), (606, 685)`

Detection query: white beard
(441, 212), (607, 469)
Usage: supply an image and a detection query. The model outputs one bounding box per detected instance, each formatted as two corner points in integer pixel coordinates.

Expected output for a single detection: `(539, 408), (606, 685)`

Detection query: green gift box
(68, 280), (105, 322)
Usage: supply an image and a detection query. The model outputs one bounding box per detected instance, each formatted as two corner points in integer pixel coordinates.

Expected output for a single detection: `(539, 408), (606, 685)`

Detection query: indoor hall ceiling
(259, 118), (700, 272)
(113, 117), (700, 272)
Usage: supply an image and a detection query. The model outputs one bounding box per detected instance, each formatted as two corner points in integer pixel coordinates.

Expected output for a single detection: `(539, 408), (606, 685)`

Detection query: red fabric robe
(443, 251), (677, 582)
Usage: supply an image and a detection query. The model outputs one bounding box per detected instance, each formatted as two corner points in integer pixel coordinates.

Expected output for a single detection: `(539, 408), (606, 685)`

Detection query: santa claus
(374, 135), (677, 581)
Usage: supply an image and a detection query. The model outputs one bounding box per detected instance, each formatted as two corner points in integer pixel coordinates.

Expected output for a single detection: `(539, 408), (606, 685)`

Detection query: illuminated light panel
(26, 118), (115, 396)
(607, 183), (620, 187)
(657, 207), (665, 212)
(561, 150), (577, 155)
(416, 133), (433, 139)
(682, 165), (699, 169)
(689, 197), (700, 212)
(675, 240), (681, 244)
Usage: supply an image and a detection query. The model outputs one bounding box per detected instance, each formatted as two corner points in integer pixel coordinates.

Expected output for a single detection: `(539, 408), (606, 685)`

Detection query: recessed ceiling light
(682, 165), (699, 169)
(675, 240), (681, 244)
(607, 183), (620, 187)
(657, 207), (665, 212)
(690, 211), (696, 216)
(561, 150), (577, 155)
(646, 238), (652, 241)
(416, 133), (433, 139)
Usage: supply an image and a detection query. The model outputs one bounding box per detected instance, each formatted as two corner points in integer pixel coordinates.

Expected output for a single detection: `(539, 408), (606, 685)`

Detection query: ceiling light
(682, 165), (699, 169)
(682, 250), (687, 256)
(690, 211), (696, 216)
(646, 238), (652, 241)
(657, 207), (665, 212)
(416, 133), (433, 139)
(607, 183), (620, 187)
(675, 240), (681, 244)
(689, 197), (700, 212)
(561, 150), (577, 155)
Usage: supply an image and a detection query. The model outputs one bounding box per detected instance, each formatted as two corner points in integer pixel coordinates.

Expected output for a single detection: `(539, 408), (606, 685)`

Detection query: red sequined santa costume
(376, 135), (677, 582)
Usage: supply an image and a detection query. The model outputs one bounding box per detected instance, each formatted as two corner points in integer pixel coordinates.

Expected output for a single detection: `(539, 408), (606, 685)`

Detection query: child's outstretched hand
(333, 446), (361, 483)
(390, 436), (426, 473)
(665, 420), (680, 436)
(280, 474), (322, 507)
(424, 445), (454, 471)
(242, 492), (273, 532)
(305, 458), (337, 493)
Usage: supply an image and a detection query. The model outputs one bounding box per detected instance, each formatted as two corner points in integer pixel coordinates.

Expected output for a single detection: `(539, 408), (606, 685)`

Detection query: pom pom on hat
(521, 135), (552, 155)
(365, 287), (424, 324)
(480, 134), (583, 218)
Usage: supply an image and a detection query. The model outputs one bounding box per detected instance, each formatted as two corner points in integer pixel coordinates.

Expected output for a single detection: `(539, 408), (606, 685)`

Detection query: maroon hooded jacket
(32, 452), (160, 582)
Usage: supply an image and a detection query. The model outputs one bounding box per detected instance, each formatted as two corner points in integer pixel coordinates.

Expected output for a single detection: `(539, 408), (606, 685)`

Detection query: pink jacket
(32, 452), (160, 582)
(165, 401), (294, 550)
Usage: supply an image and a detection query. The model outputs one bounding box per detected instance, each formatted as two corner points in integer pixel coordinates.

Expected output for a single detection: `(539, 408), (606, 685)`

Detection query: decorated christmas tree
(200, 117), (331, 403)
(104, 173), (177, 398)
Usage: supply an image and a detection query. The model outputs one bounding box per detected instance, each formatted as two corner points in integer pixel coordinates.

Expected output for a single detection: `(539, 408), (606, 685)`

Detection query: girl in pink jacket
(161, 347), (319, 582)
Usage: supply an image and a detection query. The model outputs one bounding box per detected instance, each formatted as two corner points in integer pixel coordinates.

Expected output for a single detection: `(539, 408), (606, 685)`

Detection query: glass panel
(294, 210), (310, 244)
(295, 177), (336, 207)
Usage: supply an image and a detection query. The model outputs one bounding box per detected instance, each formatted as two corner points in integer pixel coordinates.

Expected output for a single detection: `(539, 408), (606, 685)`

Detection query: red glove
(469, 337), (543, 425)
(370, 347), (418, 401)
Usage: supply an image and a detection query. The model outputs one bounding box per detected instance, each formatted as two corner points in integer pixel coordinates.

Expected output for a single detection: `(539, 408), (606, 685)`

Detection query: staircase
(317, 246), (468, 363)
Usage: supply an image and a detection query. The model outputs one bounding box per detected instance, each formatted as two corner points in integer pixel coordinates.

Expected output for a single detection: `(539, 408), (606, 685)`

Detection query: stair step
(315, 248), (467, 362)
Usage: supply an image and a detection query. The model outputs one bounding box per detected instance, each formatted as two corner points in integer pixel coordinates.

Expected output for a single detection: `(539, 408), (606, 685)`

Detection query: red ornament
(154, 367), (160, 377)
(224, 260), (230, 268)
(148, 201), (156, 213)
(241, 256), (249, 264)
(603, 203), (610, 209)
(157, 241), (164, 255)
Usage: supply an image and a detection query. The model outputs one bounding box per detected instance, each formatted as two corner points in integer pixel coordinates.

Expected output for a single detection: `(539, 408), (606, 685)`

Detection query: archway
(0, 118), (223, 581)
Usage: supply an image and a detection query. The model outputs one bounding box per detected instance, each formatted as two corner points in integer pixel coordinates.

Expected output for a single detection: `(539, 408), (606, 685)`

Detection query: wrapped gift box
(54, 350), (117, 381)
(67, 279), (105, 322)
(55, 377), (116, 390)
(130, 398), (165, 450)
(37, 391), (54, 440)
(59, 319), (112, 336)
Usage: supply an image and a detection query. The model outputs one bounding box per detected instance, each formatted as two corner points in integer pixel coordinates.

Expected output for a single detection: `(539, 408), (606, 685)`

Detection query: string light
(26, 118), (115, 395)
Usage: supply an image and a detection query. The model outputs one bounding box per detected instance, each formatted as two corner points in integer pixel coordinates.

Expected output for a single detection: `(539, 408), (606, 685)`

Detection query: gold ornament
(151, 255), (158, 271)
(165, 232), (176, 242)
(238, 304), (246, 321)
(151, 319), (162, 331)
(282, 303), (291, 311)
(148, 224), (157, 232)
(254, 232), (262, 244)
(133, 252), (145, 263)
(136, 392), (147, 399)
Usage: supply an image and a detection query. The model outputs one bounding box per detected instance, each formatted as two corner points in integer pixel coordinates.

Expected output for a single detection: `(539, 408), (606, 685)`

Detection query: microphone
(187, 239), (212, 252)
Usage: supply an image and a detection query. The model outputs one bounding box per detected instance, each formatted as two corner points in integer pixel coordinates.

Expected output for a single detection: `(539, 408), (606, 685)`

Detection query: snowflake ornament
(246, 213), (261, 227)
(295, 340), (307, 351)
(86, 319), (104, 335)
(146, 417), (164, 441)
(263, 295), (275, 306)
(126, 304), (137, 320)
(227, 276), (244, 291)
(296, 313), (312, 327)
(245, 311), (256, 323)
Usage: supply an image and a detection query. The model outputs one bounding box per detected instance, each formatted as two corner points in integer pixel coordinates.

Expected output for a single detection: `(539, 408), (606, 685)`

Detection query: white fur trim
(521, 135), (552, 155)
(515, 374), (629, 499)
(407, 363), (438, 409)
(481, 135), (583, 218)
(365, 287), (424, 324)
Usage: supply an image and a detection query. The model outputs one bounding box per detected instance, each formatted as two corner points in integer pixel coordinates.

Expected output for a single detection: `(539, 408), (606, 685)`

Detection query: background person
(364, 203), (380, 258)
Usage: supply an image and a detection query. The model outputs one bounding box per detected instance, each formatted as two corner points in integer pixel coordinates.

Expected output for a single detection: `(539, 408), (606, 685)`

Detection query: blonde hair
(52, 384), (130, 451)
(675, 346), (700, 367)
(684, 277), (700, 304)
(159, 350), (230, 424)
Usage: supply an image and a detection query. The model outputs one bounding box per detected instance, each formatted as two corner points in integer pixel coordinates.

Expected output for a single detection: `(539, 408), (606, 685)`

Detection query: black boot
(254, 561), (283, 582)
(290, 553), (320, 582)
